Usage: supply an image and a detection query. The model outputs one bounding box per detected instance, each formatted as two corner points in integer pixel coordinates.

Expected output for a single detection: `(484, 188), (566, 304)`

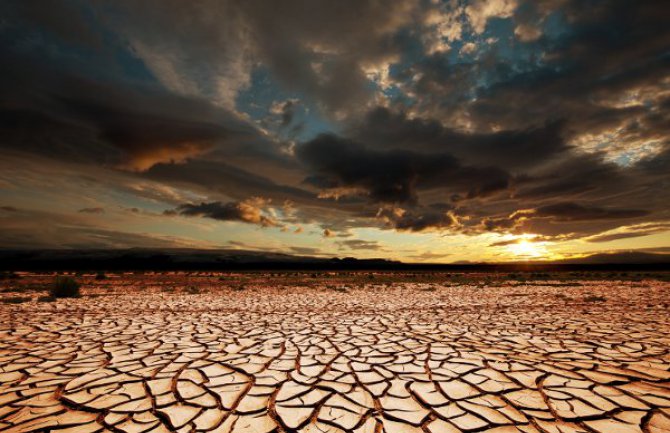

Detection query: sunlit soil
(1, 272), (669, 433)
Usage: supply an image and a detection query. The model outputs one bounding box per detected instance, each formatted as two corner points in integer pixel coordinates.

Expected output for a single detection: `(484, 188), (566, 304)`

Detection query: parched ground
(1, 272), (670, 433)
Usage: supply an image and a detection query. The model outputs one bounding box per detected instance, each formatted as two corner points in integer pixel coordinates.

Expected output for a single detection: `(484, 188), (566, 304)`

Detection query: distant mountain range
(0, 248), (395, 271)
(552, 251), (670, 265)
(0, 248), (668, 271)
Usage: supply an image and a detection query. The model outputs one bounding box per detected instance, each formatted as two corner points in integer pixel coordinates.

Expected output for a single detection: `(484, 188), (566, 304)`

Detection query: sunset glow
(0, 1), (668, 263)
(508, 240), (545, 259)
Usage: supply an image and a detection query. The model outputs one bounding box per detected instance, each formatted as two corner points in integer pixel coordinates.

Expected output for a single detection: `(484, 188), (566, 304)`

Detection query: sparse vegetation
(186, 286), (200, 294)
(50, 276), (81, 298)
(584, 295), (607, 303)
(1, 296), (31, 304)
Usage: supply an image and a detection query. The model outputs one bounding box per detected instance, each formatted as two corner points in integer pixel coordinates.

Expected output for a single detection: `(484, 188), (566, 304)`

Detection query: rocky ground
(1, 272), (669, 433)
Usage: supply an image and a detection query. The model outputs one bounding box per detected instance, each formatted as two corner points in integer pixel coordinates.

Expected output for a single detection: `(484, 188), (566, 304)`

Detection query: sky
(0, 0), (669, 263)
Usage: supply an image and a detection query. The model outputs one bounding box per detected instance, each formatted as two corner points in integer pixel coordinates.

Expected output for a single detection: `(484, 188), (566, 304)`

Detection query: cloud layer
(0, 0), (668, 259)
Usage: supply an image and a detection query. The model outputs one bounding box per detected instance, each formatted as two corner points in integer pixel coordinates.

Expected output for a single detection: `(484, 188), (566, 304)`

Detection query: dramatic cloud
(170, 198), (279, 227)
(352, 107), (569, 171)
(0, 54), (277, 172)
(298, 133), (511, 204)
(513, 203), (649, 222)
(0, 0), (667, 260)
(377, 207), (461, 232)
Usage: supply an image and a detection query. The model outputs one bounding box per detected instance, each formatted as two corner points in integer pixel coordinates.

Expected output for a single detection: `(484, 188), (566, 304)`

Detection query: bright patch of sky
(235, 68), (337, 142)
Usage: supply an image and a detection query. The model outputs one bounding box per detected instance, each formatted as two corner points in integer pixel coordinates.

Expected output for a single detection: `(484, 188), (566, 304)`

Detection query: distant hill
(552, 251), (670, 265)
(0, 248), (668, 271)
(0, 248), (398, 271)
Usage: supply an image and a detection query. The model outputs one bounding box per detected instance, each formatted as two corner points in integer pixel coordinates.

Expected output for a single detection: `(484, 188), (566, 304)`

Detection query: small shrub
(233, 285), (246, 291)
(95, 272), (107, 280)
(37, 295), (56, 302)
(186, 286), (200, 294)
(50, 276), (81, 298)
(1, 296), (31, 304)
(584, 295), (606, 303)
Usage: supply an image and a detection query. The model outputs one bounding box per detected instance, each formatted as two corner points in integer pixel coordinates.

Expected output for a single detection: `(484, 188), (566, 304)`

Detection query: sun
(508, 239), (544, 258)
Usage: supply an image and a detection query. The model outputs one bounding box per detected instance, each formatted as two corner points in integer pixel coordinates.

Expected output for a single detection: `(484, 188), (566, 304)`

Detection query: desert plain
(1, 271), (670, 433)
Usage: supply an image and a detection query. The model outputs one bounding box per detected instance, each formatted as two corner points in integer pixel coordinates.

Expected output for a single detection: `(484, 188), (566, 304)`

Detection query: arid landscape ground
(1, 271), (670, 433)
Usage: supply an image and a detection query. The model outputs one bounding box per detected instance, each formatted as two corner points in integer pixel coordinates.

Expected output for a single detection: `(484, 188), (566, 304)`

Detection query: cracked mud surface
(1, 273), (670, 433)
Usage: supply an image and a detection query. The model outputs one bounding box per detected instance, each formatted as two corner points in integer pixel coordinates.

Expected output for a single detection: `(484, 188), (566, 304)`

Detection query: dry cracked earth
(1, 272), (670, 433)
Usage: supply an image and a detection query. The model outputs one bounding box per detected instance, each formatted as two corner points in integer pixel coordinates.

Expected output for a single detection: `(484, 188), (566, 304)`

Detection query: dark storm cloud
(456, 0), (670, 137)
(391, 2), (670, 227)
(353, 107), (569, 172)
(97, 0), (425, 114)
(234, 0), (423, 113)
(0, 2), (293, 173)
(0, 50), (282, 172)
(377, 207), (460, 232)
(297, 133), (512, 204)
(516, 203), (649, 222)
(296, 103), (669, 236)
(0, 1), (103, 50)
(292, 102), (656, 236)
(60, 96), (229, 172)
(169, 200), (279, 227)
